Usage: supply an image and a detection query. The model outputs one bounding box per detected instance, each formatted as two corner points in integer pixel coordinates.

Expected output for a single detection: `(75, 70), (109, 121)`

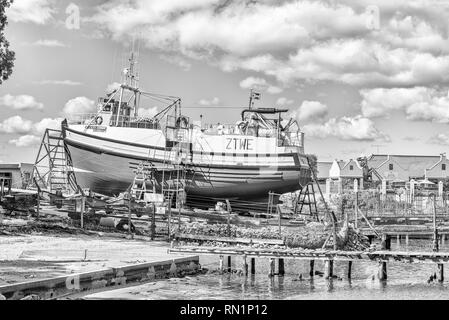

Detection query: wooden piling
(324, 259), (333, 279)
(406, 234), (409, 245)
(250, 258), (256, 275)
(309, 260), (315, 277)
(269, 258), (275, 277)
(219, 255), (224, 274)
(227, 256), (232, 272)
(348, 261), (352, 279)
(438, 264), (444, 282)
(396, 234), (400, 246)
(385, 236), (391, 250)
(243, 255), (248, 276)
(278, 258), (285, 276)
(378, 261), (387, 280)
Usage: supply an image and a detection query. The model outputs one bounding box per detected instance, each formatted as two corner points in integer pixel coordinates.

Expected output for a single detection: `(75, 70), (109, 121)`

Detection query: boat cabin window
(389, 163), (394, 170)
(443, 163), (446, 171)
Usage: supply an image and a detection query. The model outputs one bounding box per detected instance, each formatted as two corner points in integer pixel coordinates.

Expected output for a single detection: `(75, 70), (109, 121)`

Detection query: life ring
(237, 121), (248, 132)
(176, 116), (189, 128)
(95, 116), (103, 125)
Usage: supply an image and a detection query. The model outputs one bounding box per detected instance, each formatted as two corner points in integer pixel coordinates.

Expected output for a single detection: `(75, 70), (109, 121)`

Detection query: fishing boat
(62, 53), (312, 210)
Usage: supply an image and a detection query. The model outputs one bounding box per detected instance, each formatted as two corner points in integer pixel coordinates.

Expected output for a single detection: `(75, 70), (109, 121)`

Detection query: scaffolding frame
(29, 128), (78, 194)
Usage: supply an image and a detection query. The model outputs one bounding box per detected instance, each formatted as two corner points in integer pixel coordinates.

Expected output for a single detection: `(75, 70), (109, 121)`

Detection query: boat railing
(201, 123), (304, 147)
(67, 113), (98, 125)
(67, 113), (161, 129)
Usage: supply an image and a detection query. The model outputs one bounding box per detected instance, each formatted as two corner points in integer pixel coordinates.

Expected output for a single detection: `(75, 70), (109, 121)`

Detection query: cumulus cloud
(106, 82), (121, 94)
(199, 97), (220, 106)
(88, 0), (449, 88)
(0, 94), (44, 110)
(8, 0), (55, 24)
(0, 116), (33, 134)
(63, 97), (96, 116)
(360, 87), (449, 122)
(290, 101), (329, 123)
(303, 115), (390, 142)
(9, 135), (41, 147)
(239, 77), (282, 94)
(32, 118), (62, 135)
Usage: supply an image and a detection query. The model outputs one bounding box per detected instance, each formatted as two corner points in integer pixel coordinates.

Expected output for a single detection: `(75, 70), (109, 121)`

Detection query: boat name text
(226, 138), (253, 151)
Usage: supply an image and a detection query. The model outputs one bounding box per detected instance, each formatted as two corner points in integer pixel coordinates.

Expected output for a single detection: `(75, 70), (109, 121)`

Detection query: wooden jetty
(169, 245), (448, 281)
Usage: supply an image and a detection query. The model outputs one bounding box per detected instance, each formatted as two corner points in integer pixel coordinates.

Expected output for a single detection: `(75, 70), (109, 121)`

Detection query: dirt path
(0, 233), (187, 286)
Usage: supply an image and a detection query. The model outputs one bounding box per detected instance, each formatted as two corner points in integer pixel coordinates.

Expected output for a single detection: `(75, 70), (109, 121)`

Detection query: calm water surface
(113, 239), (449, 299)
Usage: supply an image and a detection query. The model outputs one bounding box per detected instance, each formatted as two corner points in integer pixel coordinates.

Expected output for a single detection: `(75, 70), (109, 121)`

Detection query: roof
(368, 154), (441, 179)
(0, 163), (33, 170)
(316, 161), (332, 179)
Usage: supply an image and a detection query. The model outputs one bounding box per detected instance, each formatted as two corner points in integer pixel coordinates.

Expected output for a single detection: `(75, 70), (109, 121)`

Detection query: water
(91, 239), (449, 299)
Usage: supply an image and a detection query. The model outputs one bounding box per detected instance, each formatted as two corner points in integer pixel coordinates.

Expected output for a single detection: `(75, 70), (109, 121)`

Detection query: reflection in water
(106, 239), (449, 300)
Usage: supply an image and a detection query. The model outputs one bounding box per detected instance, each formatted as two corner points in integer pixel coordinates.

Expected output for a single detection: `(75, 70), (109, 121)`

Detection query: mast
(116, 49), (141, 126)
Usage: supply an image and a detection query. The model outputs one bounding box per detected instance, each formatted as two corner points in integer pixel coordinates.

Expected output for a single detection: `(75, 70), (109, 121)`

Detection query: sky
(2, 0), (449, 163)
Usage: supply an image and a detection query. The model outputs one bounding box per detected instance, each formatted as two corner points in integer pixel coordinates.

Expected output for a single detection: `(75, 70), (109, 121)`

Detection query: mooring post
(80, 196), (85, 229)
(243, 255), (248, 276)
(435, 259), (443, 282)
(378, 235), (387, 280)
(227, 256), (232, 272)
(406, 234), (409, 246)
(378, 260), (387, 280)
(396, 234), (400, 246)
(324, 259), (334, 279)
(269, 258), (275, 277)
(384, 235), (391, 250)
(348, 261), (352, 279)
(219, 255), (224, 274)
(251, 258), (256, 275)
(309, 260), (315, 277)
(278, 258), (285, 276)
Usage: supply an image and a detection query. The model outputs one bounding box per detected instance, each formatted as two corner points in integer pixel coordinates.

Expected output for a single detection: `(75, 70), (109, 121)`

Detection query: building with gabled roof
(367, 154), (441, 182)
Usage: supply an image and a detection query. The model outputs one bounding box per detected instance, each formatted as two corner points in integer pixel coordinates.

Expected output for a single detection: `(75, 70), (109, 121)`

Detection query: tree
(306, 154), (318, 177)
(0, 0), (15, 85)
